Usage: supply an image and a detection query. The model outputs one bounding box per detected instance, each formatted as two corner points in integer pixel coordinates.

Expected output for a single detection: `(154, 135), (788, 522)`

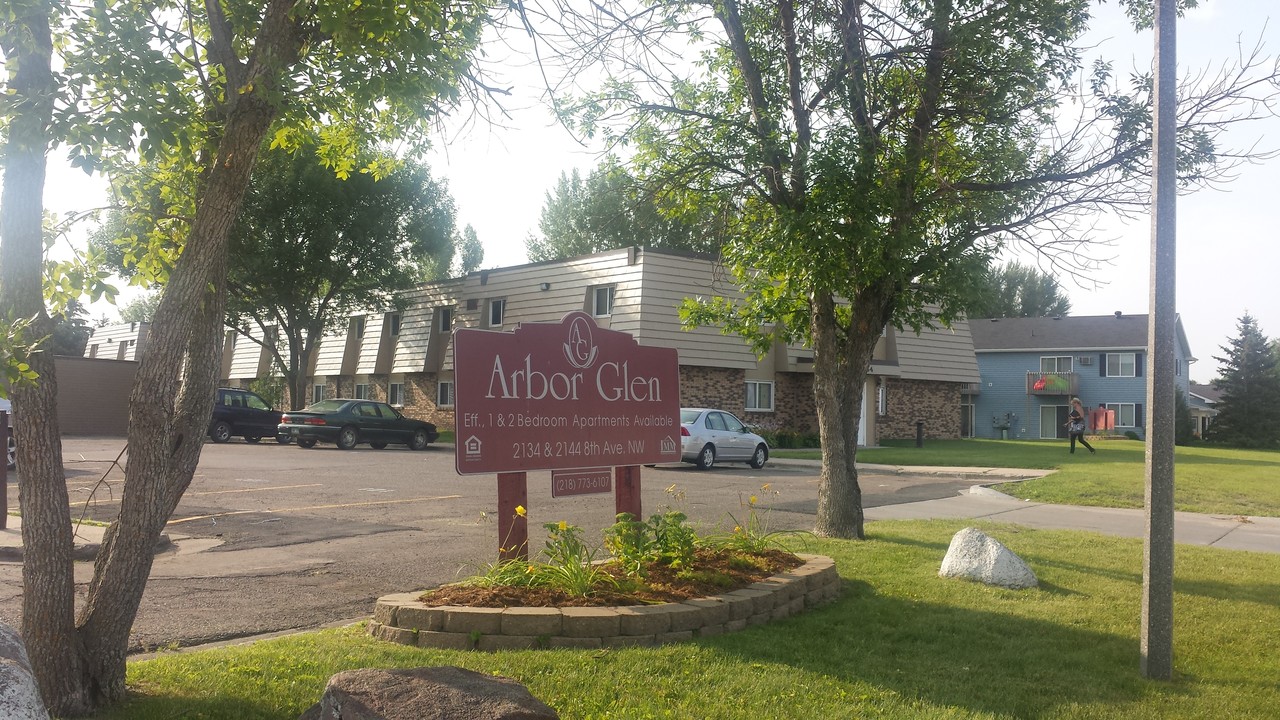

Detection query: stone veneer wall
(369, 554), (839, 651)
(878, 378), (963, 440)
(398, 373), (456, 429)
(745, 371), (816, 433)
(679, 366), (745, 414)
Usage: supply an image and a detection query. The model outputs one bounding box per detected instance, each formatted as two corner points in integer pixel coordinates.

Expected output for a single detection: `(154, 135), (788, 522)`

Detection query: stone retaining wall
(368, 554), (839, 651)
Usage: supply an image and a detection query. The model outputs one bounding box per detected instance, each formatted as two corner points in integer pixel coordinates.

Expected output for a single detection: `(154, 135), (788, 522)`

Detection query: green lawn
(106, 521), (1280, 719)
(775, 439), (1280, 517)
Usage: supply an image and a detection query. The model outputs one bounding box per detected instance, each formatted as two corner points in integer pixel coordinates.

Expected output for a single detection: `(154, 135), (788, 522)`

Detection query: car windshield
(302, 400), (347, 413)
(680, 409), (702, 424)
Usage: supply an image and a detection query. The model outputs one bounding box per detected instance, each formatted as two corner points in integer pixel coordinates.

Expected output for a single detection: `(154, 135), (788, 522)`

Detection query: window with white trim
(437, 381), (455, 407)
(352, 317), (365, 339)
(1105, 352), (1137, 377)
(1040, 356), (1073, 373)
(354, 383), (370, 400)
(437, 307), (453, 332)
(877, 383), (887, 415)
(389, 383), (405, 407)
(1106, 402), (1138, 428)
(592, 285), (615, 317)
(744, 381), (774, 412)
(312, 384), (326, 404)
(488, 299), (505, 328)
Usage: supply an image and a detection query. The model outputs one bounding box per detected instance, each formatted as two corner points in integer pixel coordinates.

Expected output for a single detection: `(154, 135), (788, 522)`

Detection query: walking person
(1065, 397), (1095, 454)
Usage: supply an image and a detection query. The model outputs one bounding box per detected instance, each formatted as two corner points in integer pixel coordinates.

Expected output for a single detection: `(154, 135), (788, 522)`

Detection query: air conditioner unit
(1078, 356), (1093, 366)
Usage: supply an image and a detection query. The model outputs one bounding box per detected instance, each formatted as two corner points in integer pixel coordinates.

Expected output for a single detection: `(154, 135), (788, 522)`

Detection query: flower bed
(369, 553), (840, 650)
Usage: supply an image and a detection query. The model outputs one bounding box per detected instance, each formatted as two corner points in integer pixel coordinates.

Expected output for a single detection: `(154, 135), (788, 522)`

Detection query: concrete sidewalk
(5, 463), (1279, 557)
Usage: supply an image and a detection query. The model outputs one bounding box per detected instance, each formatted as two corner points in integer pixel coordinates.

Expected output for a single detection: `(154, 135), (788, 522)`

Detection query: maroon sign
(454, 311), (681, 474)
(551, 467), (612, 497)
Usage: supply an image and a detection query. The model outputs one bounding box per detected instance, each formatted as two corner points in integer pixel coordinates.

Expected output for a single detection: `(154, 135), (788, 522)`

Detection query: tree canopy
(226, 146), (464, 409)
(534, 0), (1280, 539)
(965, 261), (1072, 319)
(527, 160), (724, 262)
(1207, 314), (1280, 448)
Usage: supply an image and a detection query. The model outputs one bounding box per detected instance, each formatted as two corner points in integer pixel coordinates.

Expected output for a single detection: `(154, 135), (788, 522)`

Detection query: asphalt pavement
(2, 444), (1279, 654)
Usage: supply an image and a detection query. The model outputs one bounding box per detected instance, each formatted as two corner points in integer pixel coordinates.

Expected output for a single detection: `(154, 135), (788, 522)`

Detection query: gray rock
(0, 622), (50, 720)
(939, 527), (1038, 590)
(299, 666), (558, 720)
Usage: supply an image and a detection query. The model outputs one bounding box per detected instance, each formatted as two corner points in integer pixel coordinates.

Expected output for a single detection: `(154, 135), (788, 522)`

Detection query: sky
(40, 1), (1280, 385)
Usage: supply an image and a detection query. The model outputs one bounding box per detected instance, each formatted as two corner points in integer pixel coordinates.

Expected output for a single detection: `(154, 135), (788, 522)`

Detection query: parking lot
(2, 437), (977, 652)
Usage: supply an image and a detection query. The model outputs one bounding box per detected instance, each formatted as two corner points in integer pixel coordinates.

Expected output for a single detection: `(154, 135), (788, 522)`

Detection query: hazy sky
(43, 1), (1278, 384)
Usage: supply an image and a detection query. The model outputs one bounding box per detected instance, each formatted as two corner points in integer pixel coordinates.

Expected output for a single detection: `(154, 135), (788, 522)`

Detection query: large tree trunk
(812, 289), (893, 539)
(0, 3), (95, 714)
(59, 1), (306, 708)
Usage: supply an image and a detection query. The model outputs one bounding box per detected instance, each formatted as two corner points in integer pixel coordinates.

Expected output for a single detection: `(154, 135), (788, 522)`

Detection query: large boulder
(0, 622), (50, 720)
(939, 527), (1038, 590)
(299, 666), (558, 720)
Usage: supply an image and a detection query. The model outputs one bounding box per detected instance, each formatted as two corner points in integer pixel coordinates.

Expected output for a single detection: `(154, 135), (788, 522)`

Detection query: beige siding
(354, 313), (385, 375)
(227, 327), (274, 379)
(84, 322), (148, 361)
(633, 252), (760, 370)
(312, 329), (348, 376)
(894, 318), (980, 383)
(391, 289), (435, 374)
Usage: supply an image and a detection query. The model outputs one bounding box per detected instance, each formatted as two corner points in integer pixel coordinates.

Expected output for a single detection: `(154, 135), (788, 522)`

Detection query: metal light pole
(1143, 0), (1177, 681)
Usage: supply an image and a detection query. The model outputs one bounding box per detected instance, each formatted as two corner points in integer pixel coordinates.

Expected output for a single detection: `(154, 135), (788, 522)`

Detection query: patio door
(1039, 405), (1069, 439)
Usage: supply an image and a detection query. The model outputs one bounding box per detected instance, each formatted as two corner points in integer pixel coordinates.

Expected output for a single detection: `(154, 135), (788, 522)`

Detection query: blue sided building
(966, 312), (1195, 440)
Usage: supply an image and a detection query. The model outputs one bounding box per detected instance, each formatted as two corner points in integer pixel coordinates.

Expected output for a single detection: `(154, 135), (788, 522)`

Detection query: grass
(775, 439), (1280, 517)
(104, 520), (1280, 719)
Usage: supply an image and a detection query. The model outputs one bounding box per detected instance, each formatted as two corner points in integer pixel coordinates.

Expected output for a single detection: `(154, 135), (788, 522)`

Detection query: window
(352, 317), (365, 339)
(312, 384), (326, 404)
(389, 383), (405, 407)
(389, 313), (401, 336)
(593, 285), (615, 317)
(877, 383), (887, 415)
(354, 383), (370, 400)
(1106, 402), (1139, 428)
(1105, 352), (1137, 377)
(245, 393), (269, 411)
(437, 307), (453, 333)
(89, 344), (98, 358)
(488, 299), (505, 327)
(437, 381), (454, 407)
(745, 380), (774, 412)
(1040, 356), (1073, 373)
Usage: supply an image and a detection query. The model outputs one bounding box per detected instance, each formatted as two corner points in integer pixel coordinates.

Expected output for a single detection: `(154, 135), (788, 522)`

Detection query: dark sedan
(278, 399), (439, 451)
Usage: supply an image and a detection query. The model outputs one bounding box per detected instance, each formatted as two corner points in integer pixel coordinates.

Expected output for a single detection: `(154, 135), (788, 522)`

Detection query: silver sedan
(679, 407), (769, 470)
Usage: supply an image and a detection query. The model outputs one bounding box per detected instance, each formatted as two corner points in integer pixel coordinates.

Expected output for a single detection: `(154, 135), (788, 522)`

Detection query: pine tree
(1206, 314), (1280, 448)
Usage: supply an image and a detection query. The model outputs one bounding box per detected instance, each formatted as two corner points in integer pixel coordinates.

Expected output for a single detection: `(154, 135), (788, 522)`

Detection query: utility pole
(1143, 0), (1177, 681)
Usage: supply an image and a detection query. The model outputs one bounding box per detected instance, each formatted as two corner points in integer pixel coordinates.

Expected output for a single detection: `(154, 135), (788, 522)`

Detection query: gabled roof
(895, 319), (980, 383)
(1189, 382), (1223, 404)
(969, 313), (1195, 360)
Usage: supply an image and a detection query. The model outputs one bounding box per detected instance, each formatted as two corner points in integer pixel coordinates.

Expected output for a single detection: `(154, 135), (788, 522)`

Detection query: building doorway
(1039, 405), (1069, 439)
(960, 401), (976, 438)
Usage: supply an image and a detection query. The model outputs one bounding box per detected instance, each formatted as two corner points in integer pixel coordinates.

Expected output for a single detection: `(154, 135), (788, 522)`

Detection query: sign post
(454, 312), (681, 560)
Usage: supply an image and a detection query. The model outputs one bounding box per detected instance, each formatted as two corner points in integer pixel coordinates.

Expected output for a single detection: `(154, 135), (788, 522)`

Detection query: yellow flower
(515, 505), (526, 518)
(527, 565), (536, 574)
(749, 495), (758, 506)
(761, 483), (772, 493)
(558, 520), (568, 532)
(734, 525), (742, 534)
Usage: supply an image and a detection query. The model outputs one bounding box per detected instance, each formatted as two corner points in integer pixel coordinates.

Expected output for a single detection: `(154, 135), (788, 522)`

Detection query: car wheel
(749, 444), (768, 469)
(210, 421), (232, 444)
(244, 435), (262, 444)
(695, 444), (716, 470)
(336, 426), (359, 450)
(297, 438), (317, 449)
(5, 435), (14, 471)
(370, 441), (388, 450)
(276, 435), (292, 445)
(409, 429), (430, 451)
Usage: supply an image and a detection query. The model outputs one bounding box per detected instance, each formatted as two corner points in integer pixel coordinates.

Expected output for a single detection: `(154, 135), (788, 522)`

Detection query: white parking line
(165, 494), (465, 526)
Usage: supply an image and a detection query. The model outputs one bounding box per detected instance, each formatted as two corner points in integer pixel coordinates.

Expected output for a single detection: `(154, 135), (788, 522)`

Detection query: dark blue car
(279, 399), (439, 451)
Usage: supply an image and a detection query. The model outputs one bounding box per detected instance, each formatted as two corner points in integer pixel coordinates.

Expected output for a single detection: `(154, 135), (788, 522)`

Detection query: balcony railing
(1026, 371), (1078, 396)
